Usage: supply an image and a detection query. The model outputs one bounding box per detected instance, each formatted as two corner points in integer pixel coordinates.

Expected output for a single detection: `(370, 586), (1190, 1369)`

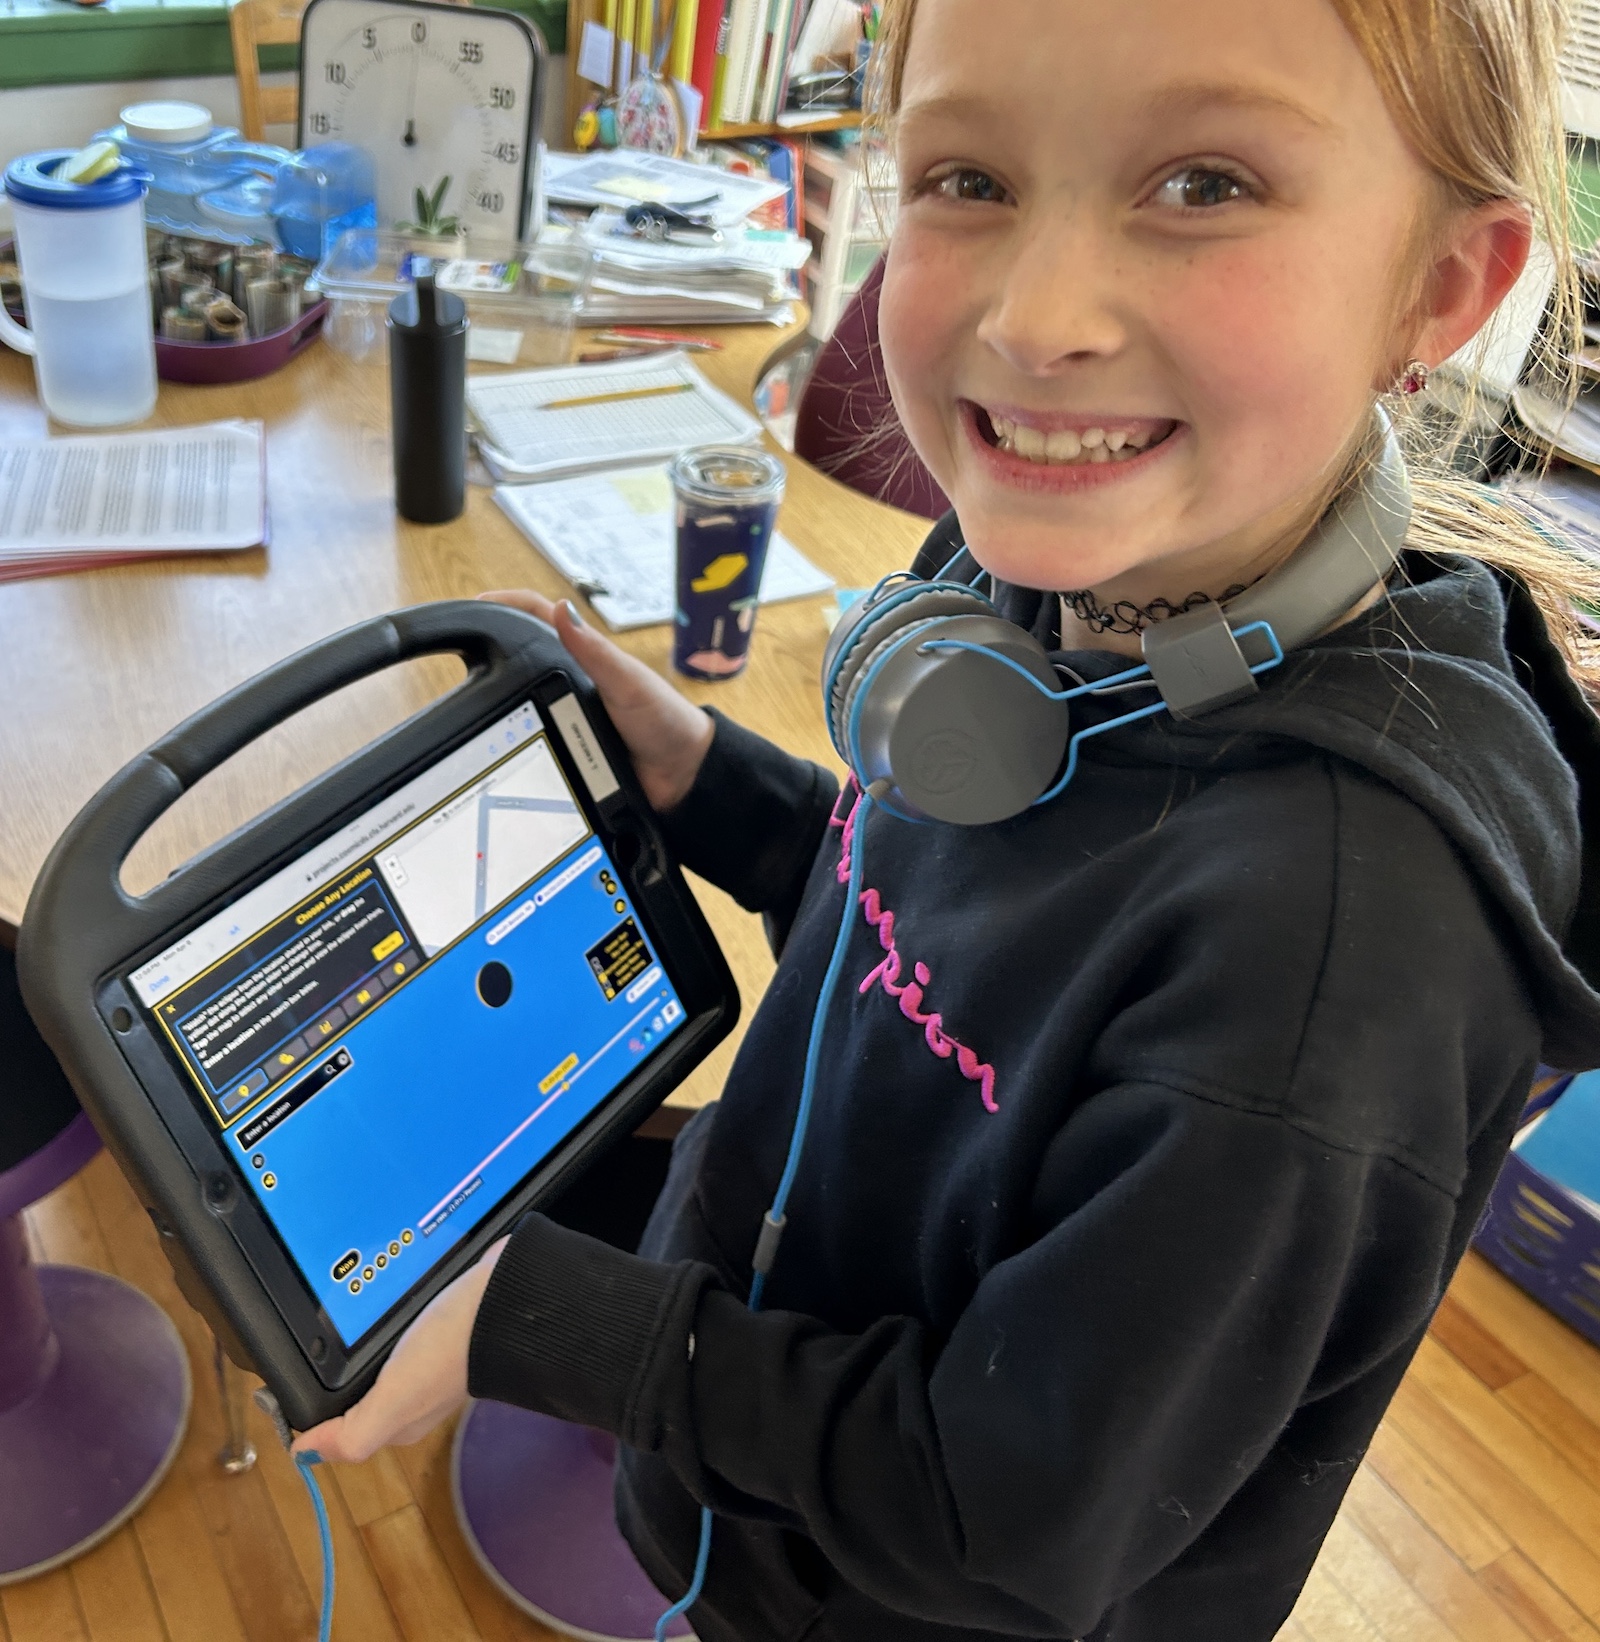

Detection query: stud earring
(1398, 360), (1430, 396)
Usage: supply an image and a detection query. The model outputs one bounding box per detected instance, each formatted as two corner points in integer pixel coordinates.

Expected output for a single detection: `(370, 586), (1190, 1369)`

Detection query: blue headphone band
(918, 621), (1287, 806)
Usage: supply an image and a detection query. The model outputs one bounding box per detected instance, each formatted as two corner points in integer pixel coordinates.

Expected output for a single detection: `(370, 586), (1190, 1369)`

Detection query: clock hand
(403, 44), (420, 146)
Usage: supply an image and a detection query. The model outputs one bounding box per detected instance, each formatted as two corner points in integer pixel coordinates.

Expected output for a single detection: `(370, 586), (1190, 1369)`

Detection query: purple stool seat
(453, 1400), (691, 1641)
(0, 1113), (192, 1584)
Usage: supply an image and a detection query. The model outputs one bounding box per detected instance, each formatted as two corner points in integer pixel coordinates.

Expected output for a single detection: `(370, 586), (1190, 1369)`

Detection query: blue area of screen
(231, 839), (686, 1345)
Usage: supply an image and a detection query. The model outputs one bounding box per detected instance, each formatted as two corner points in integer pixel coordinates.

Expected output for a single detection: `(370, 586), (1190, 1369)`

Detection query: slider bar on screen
(416, 995), (668, 1234)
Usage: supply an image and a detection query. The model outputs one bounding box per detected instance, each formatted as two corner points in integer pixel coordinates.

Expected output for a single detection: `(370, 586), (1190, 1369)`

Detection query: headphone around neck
(820, 408), (1414, 826)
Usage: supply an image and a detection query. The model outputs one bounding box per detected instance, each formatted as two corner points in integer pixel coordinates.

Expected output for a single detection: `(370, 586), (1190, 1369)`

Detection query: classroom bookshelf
(562, 0), (865, 150)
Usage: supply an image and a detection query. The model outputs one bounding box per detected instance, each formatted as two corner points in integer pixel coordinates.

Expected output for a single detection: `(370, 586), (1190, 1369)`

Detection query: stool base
(453, 1401), (692, 1641)
(0, 1265), (191, 1583)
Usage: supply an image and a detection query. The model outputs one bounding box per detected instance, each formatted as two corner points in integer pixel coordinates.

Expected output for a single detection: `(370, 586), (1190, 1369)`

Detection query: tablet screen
(127, 701), (687, 1347)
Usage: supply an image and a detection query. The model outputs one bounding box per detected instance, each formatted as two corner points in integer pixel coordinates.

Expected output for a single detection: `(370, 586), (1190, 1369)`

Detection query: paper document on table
(0, 419), (266, 581)
(542, 151), (788, 227)
(493, 464), (835, 630)
(469, 353), (764, 482)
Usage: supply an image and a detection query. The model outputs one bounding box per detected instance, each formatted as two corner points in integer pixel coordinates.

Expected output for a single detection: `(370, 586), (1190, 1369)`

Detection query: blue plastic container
(271, 143), (377, 260)
(94, 101), (290, 243)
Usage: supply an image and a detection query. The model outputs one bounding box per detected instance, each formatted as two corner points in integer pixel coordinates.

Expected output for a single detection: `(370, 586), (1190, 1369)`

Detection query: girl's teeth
(984, 410), (1164, 465)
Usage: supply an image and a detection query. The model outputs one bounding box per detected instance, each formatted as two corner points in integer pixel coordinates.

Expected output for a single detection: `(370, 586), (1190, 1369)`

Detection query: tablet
(20, 603), (738, 1429)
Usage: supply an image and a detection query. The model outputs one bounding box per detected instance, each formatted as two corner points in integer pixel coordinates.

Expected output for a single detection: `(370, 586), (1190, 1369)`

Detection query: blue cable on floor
(653, 784), (880, 1642)
(295, 1451), (336, 1642)
(252, 1390), (336, 1642)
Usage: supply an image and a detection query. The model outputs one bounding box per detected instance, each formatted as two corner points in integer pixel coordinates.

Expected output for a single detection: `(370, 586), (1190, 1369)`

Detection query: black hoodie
(469, 538), (1600, 1642)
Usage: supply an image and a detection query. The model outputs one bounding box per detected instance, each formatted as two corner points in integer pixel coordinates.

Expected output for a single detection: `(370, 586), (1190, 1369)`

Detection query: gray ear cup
(833, 600), (1071, 826)
(823, 580), (1001, 750)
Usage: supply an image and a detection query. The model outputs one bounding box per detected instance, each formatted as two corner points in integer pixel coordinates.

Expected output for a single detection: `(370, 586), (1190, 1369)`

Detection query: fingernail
(298, 1449), (323, 1466)
(562, 599), (585, 629)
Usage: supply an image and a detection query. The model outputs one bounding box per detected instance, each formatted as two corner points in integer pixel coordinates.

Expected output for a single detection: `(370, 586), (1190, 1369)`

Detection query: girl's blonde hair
(866, 0), (1600, 700)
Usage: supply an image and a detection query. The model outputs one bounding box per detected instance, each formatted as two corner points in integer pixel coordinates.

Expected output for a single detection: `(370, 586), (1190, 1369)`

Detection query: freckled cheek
(879, 232), (985, 438)
(1152, 248), (1379, 455)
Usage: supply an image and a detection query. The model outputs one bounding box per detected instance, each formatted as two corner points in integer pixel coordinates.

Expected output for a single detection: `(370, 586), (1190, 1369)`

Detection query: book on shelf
(669, 0), (700, 83)
(721, 0), (763, 124)
(689, 0), (728, 116)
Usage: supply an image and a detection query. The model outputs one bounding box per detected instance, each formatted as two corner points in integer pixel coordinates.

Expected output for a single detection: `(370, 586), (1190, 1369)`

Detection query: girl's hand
(292, 1239), (508, 1464)
(480, 591), (714, 813)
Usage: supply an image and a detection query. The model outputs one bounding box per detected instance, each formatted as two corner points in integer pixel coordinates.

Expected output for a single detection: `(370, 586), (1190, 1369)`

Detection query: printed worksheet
(468, 353), (764, 482)
(0, 419), (266, 579)
(494, 464), (834, 630)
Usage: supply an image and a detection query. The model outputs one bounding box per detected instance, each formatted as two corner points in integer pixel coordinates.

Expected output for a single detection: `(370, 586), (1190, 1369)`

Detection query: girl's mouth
(963, 401), (1182, 477)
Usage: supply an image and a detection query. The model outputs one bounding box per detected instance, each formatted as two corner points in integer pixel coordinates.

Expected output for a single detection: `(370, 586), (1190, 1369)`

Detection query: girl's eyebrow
(1143, 80), (1337, 134)
(897, 82), (1335, 137)
(896, 91), (1003, 127)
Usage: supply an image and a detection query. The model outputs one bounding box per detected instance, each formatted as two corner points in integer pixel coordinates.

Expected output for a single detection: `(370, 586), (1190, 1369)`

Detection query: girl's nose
(976, 217), (1128, 376)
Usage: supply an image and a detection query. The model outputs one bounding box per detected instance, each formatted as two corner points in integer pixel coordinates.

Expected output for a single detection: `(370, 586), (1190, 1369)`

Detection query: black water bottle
(388, 269), (467, 524)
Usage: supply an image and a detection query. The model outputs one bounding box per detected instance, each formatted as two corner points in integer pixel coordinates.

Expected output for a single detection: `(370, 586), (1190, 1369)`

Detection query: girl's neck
(1053, 478), (1343, 657)
(1057, 579), (1258, 655)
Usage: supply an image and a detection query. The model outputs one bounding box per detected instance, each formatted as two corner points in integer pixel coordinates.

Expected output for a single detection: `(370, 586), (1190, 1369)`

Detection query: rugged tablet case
(17, 601), (738, 1430)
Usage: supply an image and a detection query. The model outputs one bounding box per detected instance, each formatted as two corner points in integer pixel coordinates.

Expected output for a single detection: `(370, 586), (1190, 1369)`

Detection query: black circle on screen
(477, 961), (514, 1009)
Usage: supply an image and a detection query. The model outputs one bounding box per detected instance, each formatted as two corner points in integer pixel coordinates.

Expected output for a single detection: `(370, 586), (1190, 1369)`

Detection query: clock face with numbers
(298, 0), (544, 241)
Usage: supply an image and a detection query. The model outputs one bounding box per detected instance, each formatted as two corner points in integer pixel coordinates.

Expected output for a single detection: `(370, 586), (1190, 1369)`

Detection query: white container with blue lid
(0, 149), (159, 427)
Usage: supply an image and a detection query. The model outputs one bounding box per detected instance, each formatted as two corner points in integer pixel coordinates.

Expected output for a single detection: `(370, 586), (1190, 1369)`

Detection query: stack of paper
(544, 152), (788, 229)
(494, 464), (833, 631)
(468, 352), (765, 482)
(0, 420), (267, 582)
(574, 213), (808, 327)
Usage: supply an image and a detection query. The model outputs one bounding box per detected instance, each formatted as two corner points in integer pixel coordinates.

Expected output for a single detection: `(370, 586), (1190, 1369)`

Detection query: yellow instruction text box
(539, 1053), (579, 1095)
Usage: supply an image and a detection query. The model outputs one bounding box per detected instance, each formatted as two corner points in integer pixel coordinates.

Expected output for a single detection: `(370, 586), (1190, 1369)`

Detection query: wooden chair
(228, 0), (308, 143)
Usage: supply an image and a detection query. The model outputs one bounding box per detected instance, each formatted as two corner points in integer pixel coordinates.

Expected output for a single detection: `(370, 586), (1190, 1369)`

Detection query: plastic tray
(155, 300), (328, 385)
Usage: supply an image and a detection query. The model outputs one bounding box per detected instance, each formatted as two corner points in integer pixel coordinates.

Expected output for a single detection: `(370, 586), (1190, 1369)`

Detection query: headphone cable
(653, 780), (884, 1641)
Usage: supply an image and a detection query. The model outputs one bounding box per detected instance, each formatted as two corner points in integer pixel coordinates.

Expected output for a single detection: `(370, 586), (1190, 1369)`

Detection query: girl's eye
(928, 167), (1012, 205)
(1150, 167), (1250, 211)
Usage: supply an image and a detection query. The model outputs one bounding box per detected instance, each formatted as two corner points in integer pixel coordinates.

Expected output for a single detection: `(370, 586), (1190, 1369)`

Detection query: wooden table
(0, 317), (927, 1107)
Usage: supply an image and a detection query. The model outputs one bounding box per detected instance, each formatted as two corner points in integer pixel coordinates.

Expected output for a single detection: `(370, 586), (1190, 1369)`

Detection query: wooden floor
(7, 1153), (1600, 1642)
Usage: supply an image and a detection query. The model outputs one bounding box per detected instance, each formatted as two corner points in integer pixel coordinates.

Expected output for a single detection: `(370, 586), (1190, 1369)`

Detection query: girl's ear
(1404, 199), (1534, 376)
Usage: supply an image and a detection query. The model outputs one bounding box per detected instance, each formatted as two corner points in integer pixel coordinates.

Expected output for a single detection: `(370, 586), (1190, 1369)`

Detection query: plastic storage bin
(313, 229), (594, 365)
(1472, 1073), (1600, 1347)
(94, 101), (290, 243)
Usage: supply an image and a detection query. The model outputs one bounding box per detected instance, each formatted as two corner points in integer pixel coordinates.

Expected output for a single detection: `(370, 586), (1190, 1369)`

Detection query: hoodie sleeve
(466, 1084), (1482, 1636)
(657, 709), (839, 955)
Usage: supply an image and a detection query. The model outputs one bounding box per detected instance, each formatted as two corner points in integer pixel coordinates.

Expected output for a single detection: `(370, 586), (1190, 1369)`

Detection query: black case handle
(47, 600), (567, 943)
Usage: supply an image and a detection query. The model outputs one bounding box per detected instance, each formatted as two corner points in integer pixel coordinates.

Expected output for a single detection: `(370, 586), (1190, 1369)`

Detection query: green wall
(0, 0), (565, 93)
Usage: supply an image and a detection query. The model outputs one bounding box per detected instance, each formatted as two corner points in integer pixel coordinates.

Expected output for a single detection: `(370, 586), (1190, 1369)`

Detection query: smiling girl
(299, 2), (1600, 1638)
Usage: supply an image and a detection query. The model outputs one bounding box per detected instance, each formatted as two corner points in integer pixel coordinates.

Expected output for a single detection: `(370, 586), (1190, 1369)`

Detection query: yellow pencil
(539, 382), (695, 411)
